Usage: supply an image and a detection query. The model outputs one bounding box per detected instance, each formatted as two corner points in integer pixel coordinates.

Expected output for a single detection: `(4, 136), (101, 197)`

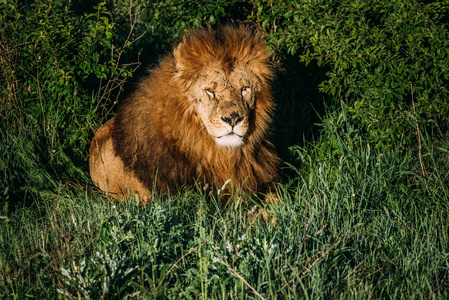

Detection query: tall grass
(1, 105), (448, 298)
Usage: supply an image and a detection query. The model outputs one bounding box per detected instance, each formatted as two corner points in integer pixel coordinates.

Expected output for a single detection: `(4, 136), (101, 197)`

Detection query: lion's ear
(173, 38), (189, 72)
(173, 38), (204, 85)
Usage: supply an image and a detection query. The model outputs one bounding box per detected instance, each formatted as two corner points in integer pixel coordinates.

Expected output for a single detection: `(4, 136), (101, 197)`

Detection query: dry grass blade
(156, 245), (199, 291)
(216, 253), (266, 300)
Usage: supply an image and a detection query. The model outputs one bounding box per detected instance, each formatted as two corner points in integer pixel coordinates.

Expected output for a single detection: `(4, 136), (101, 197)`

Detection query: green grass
(1, 106), (448, 299)
(1, 2), (448, 297)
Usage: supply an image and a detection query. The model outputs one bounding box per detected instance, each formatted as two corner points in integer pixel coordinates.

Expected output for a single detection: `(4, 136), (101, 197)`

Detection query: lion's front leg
(89, 118), (151, 203)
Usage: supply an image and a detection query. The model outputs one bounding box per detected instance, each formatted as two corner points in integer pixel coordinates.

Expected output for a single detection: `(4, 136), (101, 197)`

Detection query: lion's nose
(221, 112), (244, 127)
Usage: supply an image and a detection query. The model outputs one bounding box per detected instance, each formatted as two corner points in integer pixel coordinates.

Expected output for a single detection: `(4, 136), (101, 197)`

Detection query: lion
(89, 26), (281, 204)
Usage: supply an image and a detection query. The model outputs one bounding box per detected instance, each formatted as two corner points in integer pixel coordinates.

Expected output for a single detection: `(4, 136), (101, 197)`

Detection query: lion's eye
(241, 86), (250, 97)
(205, 89), (215, 98)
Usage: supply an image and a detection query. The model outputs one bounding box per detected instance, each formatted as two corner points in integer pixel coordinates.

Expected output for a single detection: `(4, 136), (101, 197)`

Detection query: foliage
(252, 0), (449, 148)
(0, 0), (137, 200)
(109, 0), (253, 66)
(1, 0), (449, 298)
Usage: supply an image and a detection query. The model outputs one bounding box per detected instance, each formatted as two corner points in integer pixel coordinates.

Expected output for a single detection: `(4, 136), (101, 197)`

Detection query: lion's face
(172, 26), (274, 150)
(188, 65), (258, 148)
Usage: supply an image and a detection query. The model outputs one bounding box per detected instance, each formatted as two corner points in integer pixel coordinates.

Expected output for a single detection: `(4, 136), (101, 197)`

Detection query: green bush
(253, 0), (449, 148)
(0, 0), (136, 201)
(108, 0), (253, 67)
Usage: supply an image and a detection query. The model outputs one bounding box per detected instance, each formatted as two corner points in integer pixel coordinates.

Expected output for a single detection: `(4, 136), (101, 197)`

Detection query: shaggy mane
(110, 26), (280, 201)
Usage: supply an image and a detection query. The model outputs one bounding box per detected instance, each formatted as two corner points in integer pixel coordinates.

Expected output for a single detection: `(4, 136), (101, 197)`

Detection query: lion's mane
(90, 26), (280, 202)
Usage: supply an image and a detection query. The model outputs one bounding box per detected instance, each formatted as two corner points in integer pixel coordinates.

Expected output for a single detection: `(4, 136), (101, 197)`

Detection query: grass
(1, 104), (449, 298)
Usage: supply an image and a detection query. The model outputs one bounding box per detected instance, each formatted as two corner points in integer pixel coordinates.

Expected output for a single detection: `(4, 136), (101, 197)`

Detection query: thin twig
(411, 84), (426, 181)
(156, 246), (198, 291)
(34, 54), (46, 136)
(217, 254), (266, 300)
(301, 200), (309, 250)
(426, 277), (443, 300)
(278, 223), (363, 292)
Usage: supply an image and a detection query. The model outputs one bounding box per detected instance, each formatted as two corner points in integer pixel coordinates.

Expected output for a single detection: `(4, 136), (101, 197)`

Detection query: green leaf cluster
(0, 0), (136, 196)
(254, 0), (449, 148)
(110, 0), (252, 57)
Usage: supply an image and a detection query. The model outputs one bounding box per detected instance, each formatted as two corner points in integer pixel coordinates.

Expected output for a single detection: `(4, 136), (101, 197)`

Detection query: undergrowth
(1, 0), (449, 298)
(1, 106), (448, 298)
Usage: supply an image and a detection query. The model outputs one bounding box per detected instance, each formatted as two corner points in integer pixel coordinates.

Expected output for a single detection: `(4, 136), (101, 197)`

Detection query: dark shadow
(271, 55), (329, 176)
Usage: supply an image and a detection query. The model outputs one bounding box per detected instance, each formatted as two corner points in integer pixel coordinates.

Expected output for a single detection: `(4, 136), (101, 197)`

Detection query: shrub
(252, 0), (449, 148)
(0, 0), (137, 201)
(108, 0), (253, 67)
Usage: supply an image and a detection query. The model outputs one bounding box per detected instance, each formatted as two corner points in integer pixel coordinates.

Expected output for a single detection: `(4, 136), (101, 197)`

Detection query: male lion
(89, 26), (281, 204)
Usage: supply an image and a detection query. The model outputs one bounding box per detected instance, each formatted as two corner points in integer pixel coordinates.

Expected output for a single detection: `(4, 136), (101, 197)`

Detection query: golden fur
(89, 26), (281, 203)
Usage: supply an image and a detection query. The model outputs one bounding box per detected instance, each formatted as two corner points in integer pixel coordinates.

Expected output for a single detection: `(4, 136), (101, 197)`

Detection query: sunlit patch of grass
(2, 106), (449, 298)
